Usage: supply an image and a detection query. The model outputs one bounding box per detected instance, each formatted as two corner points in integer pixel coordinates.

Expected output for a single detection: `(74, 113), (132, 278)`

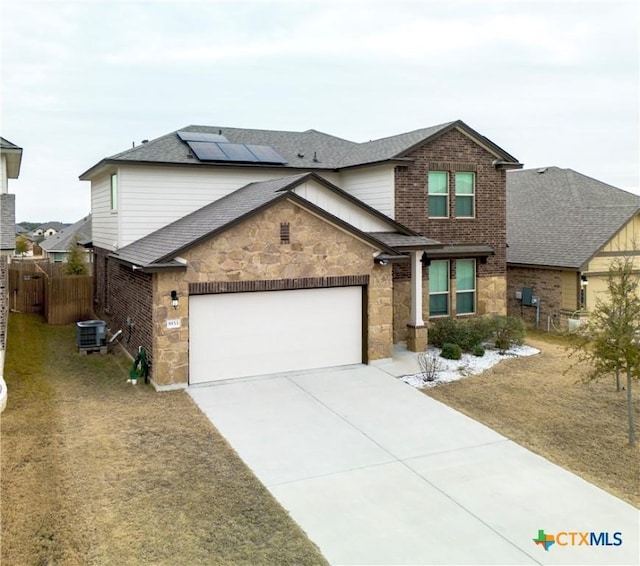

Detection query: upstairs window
(455, 172), (475, 218)
(429, 260), (449, 316)
(456, 259), (476, 314)
(110, 173), (118, 212)
(428, 171), (449, 218)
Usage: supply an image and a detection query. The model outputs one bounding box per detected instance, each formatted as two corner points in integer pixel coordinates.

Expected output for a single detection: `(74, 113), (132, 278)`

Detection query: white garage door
(189, 286), (363, 384)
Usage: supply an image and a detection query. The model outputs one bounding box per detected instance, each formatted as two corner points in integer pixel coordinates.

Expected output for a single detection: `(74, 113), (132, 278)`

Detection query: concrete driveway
(189, 364), (639, 565)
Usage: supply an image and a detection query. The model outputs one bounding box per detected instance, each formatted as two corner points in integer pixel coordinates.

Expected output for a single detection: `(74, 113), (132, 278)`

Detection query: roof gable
(1, 136), (23, 178)
(507, 167), (640, 268)
(111, 172), (427, 268)
(80, 120), (521, 179)
(39, 215), (92, 252)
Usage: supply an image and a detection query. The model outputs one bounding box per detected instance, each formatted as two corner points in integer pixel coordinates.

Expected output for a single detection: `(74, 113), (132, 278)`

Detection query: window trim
(428, 171), (449, 219)
(455, 172), (475, 219)
(455, 259), (476, 315)
(110, 173), (118, 213)
(429, 260), (450, 317)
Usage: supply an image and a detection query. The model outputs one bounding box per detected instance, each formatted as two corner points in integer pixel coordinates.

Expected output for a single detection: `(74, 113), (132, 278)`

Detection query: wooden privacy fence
(9, 261), (94, 325)
(44, 274), (94, 325)
(8, 262), (45, 314)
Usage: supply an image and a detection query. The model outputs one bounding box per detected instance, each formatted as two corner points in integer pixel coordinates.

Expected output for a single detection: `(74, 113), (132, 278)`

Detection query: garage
(189, 286), (364, 384)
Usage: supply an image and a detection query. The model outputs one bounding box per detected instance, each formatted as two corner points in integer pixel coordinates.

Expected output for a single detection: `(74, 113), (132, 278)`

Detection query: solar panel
(219, 143), (259, 162)
(184, 138), (288, 165)
(246, 144), (288, 164)
(188, 141), (230, 161)
(177, 131), (228, 143)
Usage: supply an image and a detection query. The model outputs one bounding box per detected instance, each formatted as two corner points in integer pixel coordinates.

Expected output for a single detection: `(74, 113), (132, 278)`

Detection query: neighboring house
(31, 221), (68, 239)
(1, 136), (22, 411)
(81, 120), (522, 389)
(40, 215), (92, 264)
(506, 167), (640, 329)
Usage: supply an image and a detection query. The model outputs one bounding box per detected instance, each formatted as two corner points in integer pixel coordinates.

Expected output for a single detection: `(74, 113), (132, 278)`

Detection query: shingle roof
(1, 136), (23, 178)
(507, 167), (640, 269)
(40, 215), (92, 253)
(36, 221), (70, 234)
(112, 172), (438, 268)
(112, 174), (308, 267)
(80, 120), (520, 178)
(0, 137), (21, 150)
(368, 232), (441, 250)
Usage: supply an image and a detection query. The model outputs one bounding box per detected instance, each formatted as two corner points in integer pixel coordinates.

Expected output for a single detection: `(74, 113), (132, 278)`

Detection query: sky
(1, 0), (638, 223)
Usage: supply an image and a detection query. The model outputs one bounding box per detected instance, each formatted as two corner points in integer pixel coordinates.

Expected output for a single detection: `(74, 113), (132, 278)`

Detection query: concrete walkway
(189, 363), (639, 565)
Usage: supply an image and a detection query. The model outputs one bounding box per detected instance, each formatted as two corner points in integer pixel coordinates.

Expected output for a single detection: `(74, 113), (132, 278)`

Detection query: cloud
(1, 0), (638, 223)
(99, 4), (597, 70)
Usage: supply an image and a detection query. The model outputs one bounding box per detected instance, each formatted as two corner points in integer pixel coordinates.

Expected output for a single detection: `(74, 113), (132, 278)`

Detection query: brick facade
(392, 128), (508, 339)
(507, 266), (563, 328)
(394, 128), (507, 277)
(151, 199), (393, 387)
(93, 246), (153, 362)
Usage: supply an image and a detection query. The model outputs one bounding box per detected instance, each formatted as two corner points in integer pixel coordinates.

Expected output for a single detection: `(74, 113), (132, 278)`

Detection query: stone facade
(152, 199), (393, 387)
(477, 275), (506, 316)
(393, 274), (506, 343)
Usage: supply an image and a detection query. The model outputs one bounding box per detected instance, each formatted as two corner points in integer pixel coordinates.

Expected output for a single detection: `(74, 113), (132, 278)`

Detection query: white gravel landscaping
(400, 344), (540, 388)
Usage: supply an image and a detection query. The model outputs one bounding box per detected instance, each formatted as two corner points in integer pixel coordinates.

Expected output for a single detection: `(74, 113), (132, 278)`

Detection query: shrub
(440, 343), (462, 360)
(491, 316), (526, 353)
(429, 318), (460, 349)
(472, 344), (485, 357)
(417, 350), (441, 383)
(463, 317), (494, 351)
(430, 317), (494, 351)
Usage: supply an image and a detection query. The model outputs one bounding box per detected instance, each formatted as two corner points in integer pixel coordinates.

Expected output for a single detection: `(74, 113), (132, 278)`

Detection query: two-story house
(1, 136), (22, 412)
(80, 120), (522, 389)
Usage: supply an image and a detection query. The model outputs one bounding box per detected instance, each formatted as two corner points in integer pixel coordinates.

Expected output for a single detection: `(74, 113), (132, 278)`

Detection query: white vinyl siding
(118, 165), (289, 247)
(1, 154), (7, 193)
(91, 171), (119, 250)
(340, 165), (395, 218)
(292, 179), (394, 233)
(92, 163), (395, 250)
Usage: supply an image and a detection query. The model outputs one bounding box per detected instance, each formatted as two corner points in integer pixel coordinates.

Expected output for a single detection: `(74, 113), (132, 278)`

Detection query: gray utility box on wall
(77, 320), (107, 349)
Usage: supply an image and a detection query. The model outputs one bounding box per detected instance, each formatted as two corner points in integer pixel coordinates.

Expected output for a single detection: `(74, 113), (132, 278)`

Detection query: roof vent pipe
(312, 151), (319, 163)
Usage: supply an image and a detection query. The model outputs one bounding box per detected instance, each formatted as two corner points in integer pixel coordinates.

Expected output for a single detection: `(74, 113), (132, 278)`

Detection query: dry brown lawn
(424, 331), (640, 508)
(1, 314), (328, 566)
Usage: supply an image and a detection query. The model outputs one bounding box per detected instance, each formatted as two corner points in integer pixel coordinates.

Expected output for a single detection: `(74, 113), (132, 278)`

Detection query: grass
(1, 314), (328, 566)
(424, 331), (640, 508)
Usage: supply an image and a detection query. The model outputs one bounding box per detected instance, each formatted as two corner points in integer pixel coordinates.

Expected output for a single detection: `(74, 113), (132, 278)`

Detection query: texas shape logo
(533, 529), (555, 551)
